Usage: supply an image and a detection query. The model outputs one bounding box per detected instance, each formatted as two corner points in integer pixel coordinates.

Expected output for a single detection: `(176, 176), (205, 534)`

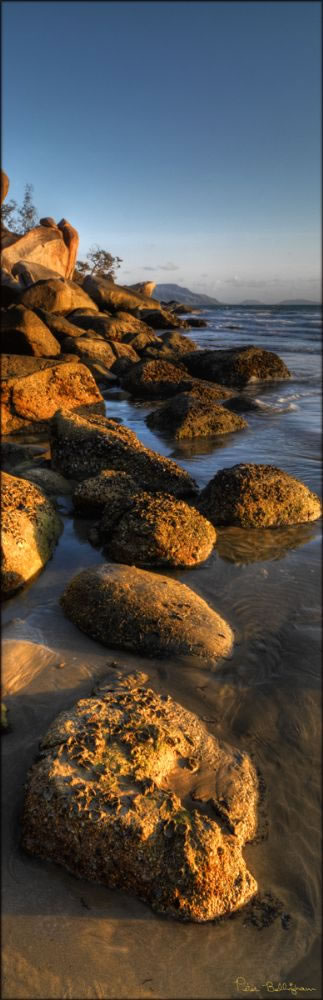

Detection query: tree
(1, 198), (20, 233)
(75, 244), (122, 283)
(1, 182), (38, 234)
(17, 183), (38, 232)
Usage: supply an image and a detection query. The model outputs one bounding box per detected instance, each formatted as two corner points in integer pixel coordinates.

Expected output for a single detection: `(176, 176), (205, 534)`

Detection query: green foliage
(76, 244), (123, 283)
(1, 183), (38, 234)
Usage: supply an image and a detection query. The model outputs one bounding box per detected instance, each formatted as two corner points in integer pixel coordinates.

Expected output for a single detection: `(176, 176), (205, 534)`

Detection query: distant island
(153, 284), (321, 308)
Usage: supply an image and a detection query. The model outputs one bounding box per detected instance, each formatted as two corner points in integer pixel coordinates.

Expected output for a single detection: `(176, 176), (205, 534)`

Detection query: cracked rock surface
(22, 671), (258, 922)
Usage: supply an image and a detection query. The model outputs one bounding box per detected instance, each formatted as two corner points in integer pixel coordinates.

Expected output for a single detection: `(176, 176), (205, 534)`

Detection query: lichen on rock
(22, 671), (258, 922)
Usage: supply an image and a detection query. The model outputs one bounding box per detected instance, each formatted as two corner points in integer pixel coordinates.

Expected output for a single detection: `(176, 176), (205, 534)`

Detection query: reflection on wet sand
(215, 520), (320, 564)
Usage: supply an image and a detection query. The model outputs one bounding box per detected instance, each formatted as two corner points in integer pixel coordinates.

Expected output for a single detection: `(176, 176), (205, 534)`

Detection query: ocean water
(2, 306), (322, 999)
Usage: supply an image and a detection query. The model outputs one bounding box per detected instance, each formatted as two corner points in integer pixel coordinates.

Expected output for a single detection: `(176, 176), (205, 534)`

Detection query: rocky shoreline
(1, 169), (322, 925)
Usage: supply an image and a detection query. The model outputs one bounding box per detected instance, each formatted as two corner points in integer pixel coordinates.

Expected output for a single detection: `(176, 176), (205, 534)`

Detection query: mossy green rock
(146, 392), (247, 439)
(61, 563), (233, 664)
(22, 670), (258, 921)
(199, 463), (322, 528)
(1, 472), (61, 596)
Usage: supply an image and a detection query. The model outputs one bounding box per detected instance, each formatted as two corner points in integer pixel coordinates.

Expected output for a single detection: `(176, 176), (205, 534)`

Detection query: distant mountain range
(153, 284), (221, 306)
(153, 284), (320, 307)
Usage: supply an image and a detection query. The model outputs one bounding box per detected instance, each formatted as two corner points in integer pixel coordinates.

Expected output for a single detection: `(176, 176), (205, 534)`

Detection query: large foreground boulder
(1, 360), (103, 433)
(146, 393), (247, 439)
(103, 491), (216, 568)
(182, 346), (291, 387)
(20, 278), (99, 315)
(121, 359), (195, 398)
(199, 464), (322, 527)
(51, 409), (197, 496)
(1, 472), (61, 596)
(22, 671), (258, 922)
(61, 563), (233, 664)
(1, 305), (61, 357)
(1, 225), (70, 278)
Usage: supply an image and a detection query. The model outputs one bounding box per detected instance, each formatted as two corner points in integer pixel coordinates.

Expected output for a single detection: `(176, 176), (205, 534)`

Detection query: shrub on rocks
(51, 409), (197, 495)
(181, 346), (291, 387)
(60, 563), (233, 664)
(199, 463), (322, 527)
(1, 472), (61, 596)
(103, 491), (216, 568)
(21, 670), (258, 922)
(146, 392), (247, 439)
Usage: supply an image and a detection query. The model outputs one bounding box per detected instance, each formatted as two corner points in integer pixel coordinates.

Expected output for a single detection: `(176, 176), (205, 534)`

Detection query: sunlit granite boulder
(101, 491), (216, 568)
(128, 280), (156, 296)
(1, 305), (61, 357)
(22, 670), (258, 921)
(199, 463), (322, 527)
(181, 346), (290, 387)
(60, 563), (233, 663)
(51, 409), (197, 496)
(1, 358), (103, 433)
(146, 392), (247, 440)
(83, 275), (164, 315)
(20, 278), (99, 315)
(1, 472), (61, 596)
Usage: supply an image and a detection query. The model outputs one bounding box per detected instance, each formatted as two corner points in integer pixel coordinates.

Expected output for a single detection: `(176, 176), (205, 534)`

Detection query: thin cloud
(158, 262), (180, 271)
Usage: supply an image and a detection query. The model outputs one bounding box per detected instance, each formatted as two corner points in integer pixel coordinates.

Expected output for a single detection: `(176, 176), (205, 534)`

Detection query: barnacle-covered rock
(199, 463), (322, 527)
(22, 671), (258, 921)
(103, 491), (216, 568)
(146, 392), (247, 440)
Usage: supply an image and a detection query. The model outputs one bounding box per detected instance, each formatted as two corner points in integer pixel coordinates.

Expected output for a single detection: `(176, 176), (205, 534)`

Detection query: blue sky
(2, 1), (321, 302)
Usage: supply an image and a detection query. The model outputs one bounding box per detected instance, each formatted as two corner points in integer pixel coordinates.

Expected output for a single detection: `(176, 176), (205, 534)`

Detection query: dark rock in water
(181, 346), (290, 387)
(146, 392), (247, 440)
(121, 359), (194, 398)
(1, 305), (61, 357)
(21, 671), (258, 921)
(102, 491), (216, 568)
(60, 563), (233, 664)
(1, 440), (47, 471)
(222, 395), (261, 413)
(184, 317), (208, 328)
(51, 409), (197, 496)
(11, 465), (72, 498)
(139, 308), (190, 330)
(1, 359), (103, 433)
(73, 469), (139, 516)
(1, 472), (61, 596)
(199, 463), (322, 527)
